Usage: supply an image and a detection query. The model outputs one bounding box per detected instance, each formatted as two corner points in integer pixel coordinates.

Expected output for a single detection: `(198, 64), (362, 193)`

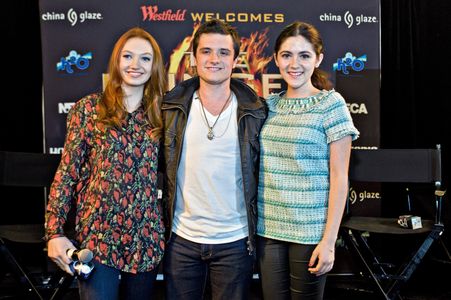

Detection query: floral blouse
(45, 93), (165, 273)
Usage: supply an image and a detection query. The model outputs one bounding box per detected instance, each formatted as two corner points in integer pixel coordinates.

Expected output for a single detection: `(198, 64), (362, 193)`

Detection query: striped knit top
(257, 90), (359, 244)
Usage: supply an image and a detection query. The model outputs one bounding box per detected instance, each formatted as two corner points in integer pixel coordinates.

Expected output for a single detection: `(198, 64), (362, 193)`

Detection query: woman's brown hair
(99, 27), (167, 139)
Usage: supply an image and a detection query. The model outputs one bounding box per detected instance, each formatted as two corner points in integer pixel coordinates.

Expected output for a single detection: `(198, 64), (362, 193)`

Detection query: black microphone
(66, 248), (93, 263)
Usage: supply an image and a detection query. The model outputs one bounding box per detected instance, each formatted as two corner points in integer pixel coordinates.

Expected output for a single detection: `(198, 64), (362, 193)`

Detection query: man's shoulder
(163, 77), (199, 102)
(230, 79), (267, 113)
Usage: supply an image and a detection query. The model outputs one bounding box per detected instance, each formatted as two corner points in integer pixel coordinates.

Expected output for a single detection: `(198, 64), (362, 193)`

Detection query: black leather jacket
(161, 77), (267, 255)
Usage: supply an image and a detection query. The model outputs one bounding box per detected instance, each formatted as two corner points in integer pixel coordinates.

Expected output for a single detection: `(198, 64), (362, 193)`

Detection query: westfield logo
(141, 5), (187, 21)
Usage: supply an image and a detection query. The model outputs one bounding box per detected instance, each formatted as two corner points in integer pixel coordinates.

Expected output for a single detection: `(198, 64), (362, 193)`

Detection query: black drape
(2, 0), (42, 153)
(380, 0), (450, 247)
(381, 0), (450, 184)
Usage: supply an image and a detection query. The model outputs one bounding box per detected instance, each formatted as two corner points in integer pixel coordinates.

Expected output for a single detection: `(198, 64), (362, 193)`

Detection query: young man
(161, 19), (267, 299)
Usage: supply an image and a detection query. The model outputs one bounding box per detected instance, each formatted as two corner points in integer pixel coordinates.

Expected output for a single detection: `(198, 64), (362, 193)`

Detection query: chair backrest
(0, 151), (61, 225)
(0, 151), (60, 188)
(349, 148), (442, 184)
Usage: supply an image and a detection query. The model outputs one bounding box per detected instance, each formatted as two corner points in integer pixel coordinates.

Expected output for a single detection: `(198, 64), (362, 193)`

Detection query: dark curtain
(380, 0), (450, 247)
(1, 1), (43, 225)
(2, 0), (42, 153)
(381, 0), (450, 182)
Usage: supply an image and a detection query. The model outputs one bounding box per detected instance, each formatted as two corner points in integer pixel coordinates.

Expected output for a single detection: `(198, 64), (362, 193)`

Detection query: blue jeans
(257, 236), (327, 300)
(78, 261), (159, 300)
(164, 233), (254, 300)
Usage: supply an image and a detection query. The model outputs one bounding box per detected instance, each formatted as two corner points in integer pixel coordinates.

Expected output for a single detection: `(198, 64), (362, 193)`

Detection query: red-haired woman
(45, 27), (167, 299)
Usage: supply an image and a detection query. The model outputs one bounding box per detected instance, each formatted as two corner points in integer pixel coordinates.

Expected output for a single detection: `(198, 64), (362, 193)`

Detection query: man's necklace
(197, 91), (232, 140)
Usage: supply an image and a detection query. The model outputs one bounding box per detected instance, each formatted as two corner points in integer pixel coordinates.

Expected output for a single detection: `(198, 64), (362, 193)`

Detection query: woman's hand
(47, 236), (76, 275)
(307, 241), (335, 276)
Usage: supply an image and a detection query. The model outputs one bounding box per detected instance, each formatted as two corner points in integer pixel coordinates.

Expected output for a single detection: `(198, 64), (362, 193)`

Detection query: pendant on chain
(197, 91), (232, 141)
(207, 129), (214, 140)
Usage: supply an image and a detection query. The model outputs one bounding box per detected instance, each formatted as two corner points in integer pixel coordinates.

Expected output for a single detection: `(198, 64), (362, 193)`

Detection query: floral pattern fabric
(45, 93), (164, 273)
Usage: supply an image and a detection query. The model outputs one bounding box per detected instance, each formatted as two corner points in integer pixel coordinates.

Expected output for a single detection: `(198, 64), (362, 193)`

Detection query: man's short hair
(192, 19), (241, 59)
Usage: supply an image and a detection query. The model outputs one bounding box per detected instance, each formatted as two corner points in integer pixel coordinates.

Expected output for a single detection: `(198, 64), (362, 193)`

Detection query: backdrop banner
(39, 0), (381, 215)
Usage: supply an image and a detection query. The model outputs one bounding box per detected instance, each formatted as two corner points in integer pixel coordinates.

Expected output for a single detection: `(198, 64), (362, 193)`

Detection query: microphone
(66, 248), (93, 263)
(65, 248), (95, 280)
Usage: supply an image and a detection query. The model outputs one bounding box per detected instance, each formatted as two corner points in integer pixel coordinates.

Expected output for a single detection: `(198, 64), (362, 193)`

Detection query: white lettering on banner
(352, 146), (378, 150)
(41, 12), (65, 21)
(347, 103), (368, 114)
(319, 11), (378, 28)
(349, 187), (381, 204)
(58, 102), (75, 114)
(79, 11), (103, 23)
(41, 9), (103, 26)
(49, 147), (64, 154)
(356, 14), (378, 26)
(319, 13), (341, 22)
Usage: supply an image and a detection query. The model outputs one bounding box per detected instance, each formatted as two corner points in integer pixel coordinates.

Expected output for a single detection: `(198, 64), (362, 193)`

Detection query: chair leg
(438, 237), (451, 262)
(386, 224), (444, 298)
(341, 225), (446, 300)
(0, 238), (44, 300)
(48, 273), (75, 300)
(340, 228), (393, 300)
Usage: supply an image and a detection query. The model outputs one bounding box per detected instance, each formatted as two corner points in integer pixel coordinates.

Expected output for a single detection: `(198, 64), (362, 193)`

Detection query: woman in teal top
(257, 21), (359, 299)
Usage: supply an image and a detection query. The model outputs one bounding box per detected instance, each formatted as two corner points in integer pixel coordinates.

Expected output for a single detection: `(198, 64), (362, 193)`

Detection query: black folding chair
(0, 151), (73, 300)
(340, 147), (448, 300)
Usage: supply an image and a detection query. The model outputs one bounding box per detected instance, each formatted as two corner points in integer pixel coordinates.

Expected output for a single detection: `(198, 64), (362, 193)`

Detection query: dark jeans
(78, 260), (159, 300)
(257, 236), (327, 300)
(164, 233), (254, 300)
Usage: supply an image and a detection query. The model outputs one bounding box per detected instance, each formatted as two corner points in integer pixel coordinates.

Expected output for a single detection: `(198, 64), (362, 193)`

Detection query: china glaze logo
(319, 11), (378, 28)
(349, 187), (380, 204)
(41, 9), (103, 26)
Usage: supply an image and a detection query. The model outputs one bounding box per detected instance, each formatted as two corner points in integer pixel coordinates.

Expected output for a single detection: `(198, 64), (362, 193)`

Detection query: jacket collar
(162, 77), (199, 113)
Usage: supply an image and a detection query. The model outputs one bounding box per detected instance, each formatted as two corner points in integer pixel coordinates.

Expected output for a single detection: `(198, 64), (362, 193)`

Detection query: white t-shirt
(172, 92), (248, 244)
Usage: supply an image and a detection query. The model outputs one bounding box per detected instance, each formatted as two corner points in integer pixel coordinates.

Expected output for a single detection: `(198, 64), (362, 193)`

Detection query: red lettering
(141, 5), (158, 21)
(141, 6), (186, 21)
